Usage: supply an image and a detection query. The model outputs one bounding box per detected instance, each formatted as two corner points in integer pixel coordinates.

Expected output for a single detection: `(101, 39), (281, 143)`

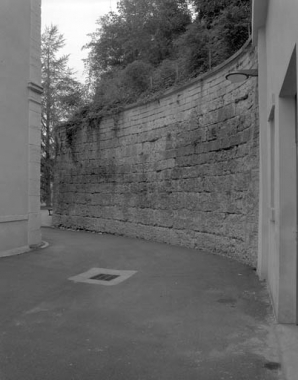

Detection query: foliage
(84, 0), (191, 82)
(41, 25), (85, 205)
(213, 3), (251, 55)
(150, 59), (178, 91)
(66, 0), (251, 129)
(191, 0), (231, 23)
(89, 60), (153, 116)
(190, 0), (251, 58)
(122, 61), (153, 93)
(174, 20), (210, 77)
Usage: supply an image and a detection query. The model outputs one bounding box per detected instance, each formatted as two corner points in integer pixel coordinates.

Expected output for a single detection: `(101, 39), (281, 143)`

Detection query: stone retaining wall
(54, 42), (259, 266)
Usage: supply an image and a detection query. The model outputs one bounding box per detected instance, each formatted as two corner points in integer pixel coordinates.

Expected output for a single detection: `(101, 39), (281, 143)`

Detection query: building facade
(0, 0), (42, 257)
(253, 0), (298, 323)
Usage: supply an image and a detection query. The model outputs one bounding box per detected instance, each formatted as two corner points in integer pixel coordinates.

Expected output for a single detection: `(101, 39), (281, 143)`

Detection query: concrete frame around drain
(69, 268), (137, 286)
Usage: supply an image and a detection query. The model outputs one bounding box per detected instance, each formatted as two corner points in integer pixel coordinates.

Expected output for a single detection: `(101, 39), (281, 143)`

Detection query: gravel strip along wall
(53, 42), (259, 266)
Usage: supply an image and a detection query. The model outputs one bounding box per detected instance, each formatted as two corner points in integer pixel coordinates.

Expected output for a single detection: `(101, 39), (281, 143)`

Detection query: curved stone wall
(54, 42), (259, 266)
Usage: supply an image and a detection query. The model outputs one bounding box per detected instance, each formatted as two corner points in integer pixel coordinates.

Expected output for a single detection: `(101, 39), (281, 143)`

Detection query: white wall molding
(0, 215), (28, 223)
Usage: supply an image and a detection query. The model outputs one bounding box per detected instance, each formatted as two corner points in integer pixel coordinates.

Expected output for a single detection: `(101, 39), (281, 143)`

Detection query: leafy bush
(122, 61), (154, 94)
(214, 4), (251, 55)
(175, 21), (210, 77)
(151, 59), (178, 91)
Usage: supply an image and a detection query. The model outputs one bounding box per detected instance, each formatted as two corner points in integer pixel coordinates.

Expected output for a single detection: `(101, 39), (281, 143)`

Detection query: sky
(41, 0), (119, 82)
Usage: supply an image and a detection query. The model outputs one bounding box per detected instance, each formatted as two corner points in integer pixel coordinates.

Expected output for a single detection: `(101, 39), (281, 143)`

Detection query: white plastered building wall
(0, 0), (42, 257)
(253, 0), (298, 323)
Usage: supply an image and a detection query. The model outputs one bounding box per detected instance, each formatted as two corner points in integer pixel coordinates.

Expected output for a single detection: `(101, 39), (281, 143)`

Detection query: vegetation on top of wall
(61, 0), (251, 135)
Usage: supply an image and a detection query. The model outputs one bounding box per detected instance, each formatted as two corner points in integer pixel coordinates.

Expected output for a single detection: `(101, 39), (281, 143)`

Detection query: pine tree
(41, 25), (83, 206)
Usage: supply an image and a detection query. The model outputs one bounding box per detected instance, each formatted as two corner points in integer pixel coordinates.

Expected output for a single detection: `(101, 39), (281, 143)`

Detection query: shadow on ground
(0, 228), (283, 380)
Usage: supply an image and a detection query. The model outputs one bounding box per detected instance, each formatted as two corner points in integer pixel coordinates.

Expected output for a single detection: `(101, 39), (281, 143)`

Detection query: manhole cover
(264, 362), (281, 371)
(69, 268), (137, 286)
(90, 273), (120, 281)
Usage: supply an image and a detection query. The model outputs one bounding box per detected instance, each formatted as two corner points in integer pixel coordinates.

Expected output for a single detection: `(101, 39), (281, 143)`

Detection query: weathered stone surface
(53, 43), (259, 266)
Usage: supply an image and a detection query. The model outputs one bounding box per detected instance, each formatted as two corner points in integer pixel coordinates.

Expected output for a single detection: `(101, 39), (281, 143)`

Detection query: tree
(191, 0), (231, 24)
(212, 3), (251, 55)
(84, 0), (191, 84)
(41, 25), (83, 206)
(175, 20), (210, 76)
(175, 0), (251, 73)
(80, 0), (251, 117)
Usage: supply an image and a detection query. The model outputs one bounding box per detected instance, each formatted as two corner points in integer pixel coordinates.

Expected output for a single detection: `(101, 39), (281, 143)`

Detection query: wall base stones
(54, 42), (259, 266)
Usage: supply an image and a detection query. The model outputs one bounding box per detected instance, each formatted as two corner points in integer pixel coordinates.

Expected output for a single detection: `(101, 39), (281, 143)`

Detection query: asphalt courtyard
(0, 226), (283, 380)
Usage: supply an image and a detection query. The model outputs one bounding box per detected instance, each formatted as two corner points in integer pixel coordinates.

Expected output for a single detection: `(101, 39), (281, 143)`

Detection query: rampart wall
(54, 42), (259, 266)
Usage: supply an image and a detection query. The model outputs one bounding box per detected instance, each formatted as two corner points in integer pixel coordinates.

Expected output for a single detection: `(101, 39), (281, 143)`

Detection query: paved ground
(41, 209), (52, 227)
(0, 227), (283, 380)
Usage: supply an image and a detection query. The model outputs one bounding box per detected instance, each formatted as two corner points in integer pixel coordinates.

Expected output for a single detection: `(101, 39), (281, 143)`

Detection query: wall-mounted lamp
(225, 69), (258, 83)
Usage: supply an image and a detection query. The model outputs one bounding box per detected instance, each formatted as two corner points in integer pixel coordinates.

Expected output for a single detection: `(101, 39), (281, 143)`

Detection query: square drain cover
(90, 273), (119, 281)
(69, 268), (137, 286)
